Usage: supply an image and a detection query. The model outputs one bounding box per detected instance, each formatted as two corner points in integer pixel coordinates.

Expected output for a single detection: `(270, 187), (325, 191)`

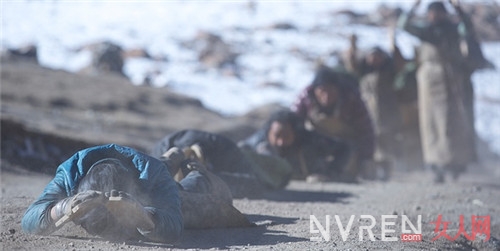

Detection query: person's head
(78, 158), (139, 194)
(311, 67), (341, 108)
(268, 120), (295, 149)
(76, 158), (140, 238)
(265, 110), (304, 151)
(426, 1), (449, 24)
(365, 47), (389, 69)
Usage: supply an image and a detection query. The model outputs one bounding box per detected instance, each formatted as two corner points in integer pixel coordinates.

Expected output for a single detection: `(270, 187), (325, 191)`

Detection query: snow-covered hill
(2, 0), (499, 153)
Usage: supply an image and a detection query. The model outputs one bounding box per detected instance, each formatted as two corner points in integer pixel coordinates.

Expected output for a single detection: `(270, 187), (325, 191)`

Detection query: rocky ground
(1, 59), (500, 250)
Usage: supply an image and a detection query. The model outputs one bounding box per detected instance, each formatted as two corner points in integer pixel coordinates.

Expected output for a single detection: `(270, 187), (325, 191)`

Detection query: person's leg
(216, 172), (265, 198)
(178, 170), (211, 193)
(339, 151), (359, 183)
(449, 164), (467, 181)
(430, 164), (445, 184)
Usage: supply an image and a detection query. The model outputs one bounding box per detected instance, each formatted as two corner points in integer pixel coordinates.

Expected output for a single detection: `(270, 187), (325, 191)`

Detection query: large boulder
(78, 41), (126, 76)
(1, 45), (38, 63)
(183, 31), (239, 72)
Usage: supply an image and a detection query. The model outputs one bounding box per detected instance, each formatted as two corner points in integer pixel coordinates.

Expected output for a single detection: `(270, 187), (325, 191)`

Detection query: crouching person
(21, 144), (183, 243)
(240, 109), (352, 183)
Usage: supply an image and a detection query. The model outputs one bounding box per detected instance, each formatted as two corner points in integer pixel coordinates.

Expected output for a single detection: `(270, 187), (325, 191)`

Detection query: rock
(1, 45), (38, 63)
(183, 31), (239, 70)
(258, 81), (286, 89)
(268, 22), (297, 30)
(472, 199), (484, 207)
(78, 41), (125, 77)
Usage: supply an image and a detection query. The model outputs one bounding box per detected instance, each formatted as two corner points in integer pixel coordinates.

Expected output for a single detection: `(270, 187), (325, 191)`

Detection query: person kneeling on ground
(22, 144), (183, 243)
(239, 109), (352, 183)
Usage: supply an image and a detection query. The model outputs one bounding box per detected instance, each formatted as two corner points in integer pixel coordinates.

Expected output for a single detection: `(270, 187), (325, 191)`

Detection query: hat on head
(427, 1), (447, 13)
(311, 66), (339, 88)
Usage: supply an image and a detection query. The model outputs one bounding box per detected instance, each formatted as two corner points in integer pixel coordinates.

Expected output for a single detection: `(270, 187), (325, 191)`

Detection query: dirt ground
(1, 59), (500, 250)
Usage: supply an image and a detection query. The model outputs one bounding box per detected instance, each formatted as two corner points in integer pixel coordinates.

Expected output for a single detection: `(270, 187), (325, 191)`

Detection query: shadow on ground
(52, 214), (304, 249)
(263, 189), (353, 203)
(59, 235), (176, 249)
(175, 214), (305, 249)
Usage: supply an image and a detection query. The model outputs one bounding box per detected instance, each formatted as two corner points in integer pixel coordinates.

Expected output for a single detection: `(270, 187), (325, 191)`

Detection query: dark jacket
(240, 127), (351, 179)
(398, 8), (478, 167)
(151, 130), (256, 175)
(151, 130), (266, 198)
(291, 82), (374, 161)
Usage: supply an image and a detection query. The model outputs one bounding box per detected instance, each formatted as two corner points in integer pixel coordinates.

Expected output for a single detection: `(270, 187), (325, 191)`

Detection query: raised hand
(349, 33), (358, 48)
(389, 28), (396, 49)
(449, 0), (460, 8)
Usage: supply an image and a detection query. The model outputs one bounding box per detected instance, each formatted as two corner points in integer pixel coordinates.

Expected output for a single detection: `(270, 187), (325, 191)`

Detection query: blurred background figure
(399, 0), (486, 183)
(291, 66), (376, 181)
(340, 31), (407, 179)
(239, 109), (351, 183)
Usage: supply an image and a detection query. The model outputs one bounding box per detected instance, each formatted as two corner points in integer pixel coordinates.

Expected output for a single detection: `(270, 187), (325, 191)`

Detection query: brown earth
(1, 59), (500, 250)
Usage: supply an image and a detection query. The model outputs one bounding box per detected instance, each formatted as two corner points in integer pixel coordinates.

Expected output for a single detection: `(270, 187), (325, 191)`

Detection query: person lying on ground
(151, 129), (291, 198)
(239, 109), (352, 183)
(22, 144), (182, 243)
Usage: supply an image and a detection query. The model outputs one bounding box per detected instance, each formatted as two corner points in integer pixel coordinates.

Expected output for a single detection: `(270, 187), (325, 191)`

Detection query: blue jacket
(21, 144), (183, 243)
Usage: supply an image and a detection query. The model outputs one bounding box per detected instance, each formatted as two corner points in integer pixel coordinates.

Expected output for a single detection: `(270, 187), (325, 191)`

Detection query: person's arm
(389, 28), (407, 73)
(450, 0), (475, 38)
(348, 92), (375, 161)
(291, 86), (312, 119)
(344, 34), (362, 76)
(317, 135), (352, 174)
(21, 147), (108, 235)
(398, 0), (429, 40)
(21, 168), (71, 235)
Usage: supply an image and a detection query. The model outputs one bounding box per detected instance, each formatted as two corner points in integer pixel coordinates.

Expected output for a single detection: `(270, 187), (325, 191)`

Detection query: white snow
(1, 0), (499, 154)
